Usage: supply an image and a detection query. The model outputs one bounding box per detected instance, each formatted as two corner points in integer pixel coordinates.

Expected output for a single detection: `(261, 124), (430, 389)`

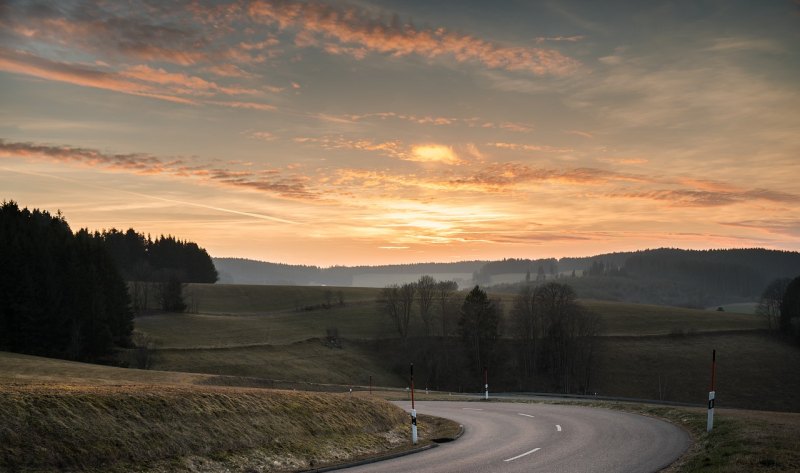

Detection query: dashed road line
(462, 407), (484, 411)
(556, 424), (562, 432)
(504, 447), (541, 462)
(517, 413), (535, 418)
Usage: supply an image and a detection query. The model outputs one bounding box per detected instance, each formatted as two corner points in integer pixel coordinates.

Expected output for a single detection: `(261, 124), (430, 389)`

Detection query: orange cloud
(0, 48), (279, 110)
(340, 112), (533, 132)
(0, 47), (195, 104)
(248, 0), (579, 75)
(409, 145), (461, 165)
(121, 65), (259, 97)
(0, 139), (315, 200)
(487, 142), (574, 153)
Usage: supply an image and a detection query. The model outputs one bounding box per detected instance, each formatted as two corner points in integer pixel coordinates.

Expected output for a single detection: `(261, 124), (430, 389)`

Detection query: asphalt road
(347, 400), (690, 473)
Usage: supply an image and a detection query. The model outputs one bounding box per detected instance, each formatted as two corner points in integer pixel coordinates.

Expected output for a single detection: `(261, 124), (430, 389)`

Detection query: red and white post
(410, 363), (418, 445)
(707, 349), (716, 432)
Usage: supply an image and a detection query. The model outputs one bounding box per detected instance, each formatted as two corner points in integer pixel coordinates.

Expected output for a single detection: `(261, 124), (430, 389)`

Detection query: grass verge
(591, 403), (800, 473)
(0, 384), (411, 472)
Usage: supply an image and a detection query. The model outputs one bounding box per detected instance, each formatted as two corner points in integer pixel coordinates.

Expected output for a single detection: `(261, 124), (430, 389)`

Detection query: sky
(1, 0), (799, 266)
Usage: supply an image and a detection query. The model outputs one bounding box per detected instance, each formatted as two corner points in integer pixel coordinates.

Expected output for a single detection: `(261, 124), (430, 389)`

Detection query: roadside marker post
(369, 375), (372, 395)
(707, 349), (716, 432)
(484, 366), (489, 401)
(410, 363), (418, 445)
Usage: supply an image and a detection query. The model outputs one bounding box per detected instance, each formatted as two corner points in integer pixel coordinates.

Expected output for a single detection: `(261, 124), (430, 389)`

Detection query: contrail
(0, 167), (300, 225)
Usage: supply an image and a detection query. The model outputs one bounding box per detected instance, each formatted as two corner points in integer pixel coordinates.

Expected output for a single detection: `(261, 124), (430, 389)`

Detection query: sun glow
(409, 144), (461, 164)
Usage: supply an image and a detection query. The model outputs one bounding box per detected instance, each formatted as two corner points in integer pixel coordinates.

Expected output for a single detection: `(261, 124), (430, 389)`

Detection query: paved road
(347, 401), (690, 473)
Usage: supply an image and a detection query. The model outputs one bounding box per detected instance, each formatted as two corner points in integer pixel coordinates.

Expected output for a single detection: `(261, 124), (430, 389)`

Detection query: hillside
(0, 351), (460, 472)
(128, 283), (800, 412)
(214, 248), (800, 307)
(0, 381), (407, 472)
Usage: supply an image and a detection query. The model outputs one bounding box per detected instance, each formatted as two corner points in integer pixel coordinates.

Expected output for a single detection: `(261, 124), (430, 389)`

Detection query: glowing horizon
(1, 1), (798, 266)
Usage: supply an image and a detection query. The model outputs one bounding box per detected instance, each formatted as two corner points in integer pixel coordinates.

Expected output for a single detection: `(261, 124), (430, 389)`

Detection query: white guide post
(484, 366), (488, 401)
(410, 363), (418, 444)
(707, 349), (716, 432)
(707, 391), (715, 432)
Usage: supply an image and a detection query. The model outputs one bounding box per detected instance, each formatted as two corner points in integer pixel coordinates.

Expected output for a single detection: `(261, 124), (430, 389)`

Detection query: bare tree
(515, 282), (601, 393)
(511, 284), (538, 377)
(757, 278), (791, 330)
(436, 280), (458, 336)
(380, 283), (416, 341)
(416, 275), (437, 336)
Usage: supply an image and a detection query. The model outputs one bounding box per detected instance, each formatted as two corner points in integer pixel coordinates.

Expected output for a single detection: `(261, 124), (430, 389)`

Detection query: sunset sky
(1, 0), (798, 266)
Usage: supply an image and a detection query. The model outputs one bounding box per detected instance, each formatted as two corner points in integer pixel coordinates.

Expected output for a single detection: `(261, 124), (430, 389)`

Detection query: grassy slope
(133, 283), (799, 412)
(0, 382), (408, 472)
(142, 285), (764, 349)
(186, 284), (380, 314)
(0, 352), (460, 472)
(595, 332), (800, 411)
(0, 351), (210, 386)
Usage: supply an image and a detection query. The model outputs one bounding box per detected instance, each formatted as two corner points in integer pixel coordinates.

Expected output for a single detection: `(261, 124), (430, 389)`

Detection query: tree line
(96, 228), (217, 313)
(0, 202), (132, 362)
(377, 276), (599, 394)
(758, 275), (800, 344)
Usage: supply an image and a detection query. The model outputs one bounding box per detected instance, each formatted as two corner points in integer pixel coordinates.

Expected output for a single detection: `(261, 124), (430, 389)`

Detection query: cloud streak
(248, 0), (579, 75)
(0, 139), (316, 200)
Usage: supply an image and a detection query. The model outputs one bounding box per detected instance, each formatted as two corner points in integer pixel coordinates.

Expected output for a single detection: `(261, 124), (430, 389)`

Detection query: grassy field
(185, 283), (381, 315)
(583, 299), (765, 336)
(154, 340), (405, 387)
(139, 284), (765, 349)
(127, 282), (797, 413)
(595, 331), (800, 411)
(135, 301), (405, 349)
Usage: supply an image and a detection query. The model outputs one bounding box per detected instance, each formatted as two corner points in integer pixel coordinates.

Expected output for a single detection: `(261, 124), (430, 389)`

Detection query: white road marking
(556, 424), (562, 431)
(518, 413), (535, 418)
(462, 407), (484, 411)
(504, 447), (541, 462)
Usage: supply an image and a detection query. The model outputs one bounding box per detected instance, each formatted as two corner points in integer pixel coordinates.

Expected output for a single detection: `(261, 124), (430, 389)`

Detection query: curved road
(348, 401), (690, 473)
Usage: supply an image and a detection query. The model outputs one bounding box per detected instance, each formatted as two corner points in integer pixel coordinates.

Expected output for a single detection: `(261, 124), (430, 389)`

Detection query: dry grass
(185, 284), (381, 315)
(595, 331), (800, 412)
(586, 403), (800, 473)
(134, 303), (402, 349)
(582, 299), (765, 336)
(152, 339), (405, 387)
(0, 383), (409, 472)
(0, 351), (210, 386)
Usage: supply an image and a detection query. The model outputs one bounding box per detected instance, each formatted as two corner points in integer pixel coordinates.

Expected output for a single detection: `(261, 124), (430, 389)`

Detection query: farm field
(140, 284), (765, 350)
(127, 283), (800, 412)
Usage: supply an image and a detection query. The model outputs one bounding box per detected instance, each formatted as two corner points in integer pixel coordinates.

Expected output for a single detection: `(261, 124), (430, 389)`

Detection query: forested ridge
(99, 228), (217, 284)
(0, 201), (219, 361)
(0, 202), (132, 361)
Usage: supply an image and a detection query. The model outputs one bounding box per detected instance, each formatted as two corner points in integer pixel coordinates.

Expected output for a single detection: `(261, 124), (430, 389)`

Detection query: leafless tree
(436, 280), (459, 336)
(514, 282), (600, 393)
(380, 283), (416, 341)
(417, 275), (437, 336)
(757, 278), (791, 330)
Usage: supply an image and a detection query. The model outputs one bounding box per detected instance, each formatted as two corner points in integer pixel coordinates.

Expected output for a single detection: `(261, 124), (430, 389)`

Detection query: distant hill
(214, 248), (800, 307)
(213, 258), (485, 288)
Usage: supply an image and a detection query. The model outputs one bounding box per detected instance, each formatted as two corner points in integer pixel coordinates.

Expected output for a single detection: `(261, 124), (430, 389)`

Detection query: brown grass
(0, 383), (409, 472)
(594, 331), (800, 412)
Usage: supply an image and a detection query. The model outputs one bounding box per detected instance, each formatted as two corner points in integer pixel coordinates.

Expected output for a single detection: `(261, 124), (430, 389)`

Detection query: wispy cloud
(248, 0), (579, 75)
(487, 142), (573, 153)
(338, 112), (535, 133)
(0, 47), (196, 104)
(0, 47), (279, 109)
(0, 139), (316, 200)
